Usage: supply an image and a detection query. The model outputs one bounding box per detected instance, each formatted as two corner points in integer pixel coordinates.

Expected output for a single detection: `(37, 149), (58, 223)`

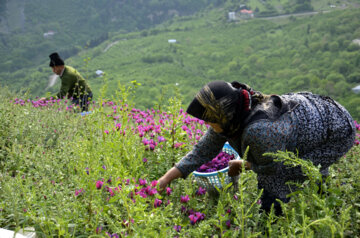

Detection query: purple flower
(189, 214), (198, 225)
(173, 225), (182, 232)
(180, 195), (190, 203)
(75, 188), (84, 196)
(226, 220), (231, 228)
(181, 205), (187, 213)
(195, 187), (206, 196)
(166, 187), (172, 196)
(195, 212), (205, 220)
(96, 226), (102, 234)
(151, 180), (158, 187)
(154, 198), (162, 208)
(104, 130), (109, 134)
(106, 233), (119, 238)
(233, 194), (238, 200)
(139, 178), (147, 186)
(107, 187), (115, 197)
(142, 158), (148, 163)
(148, 188), (158, 196)
(96, 181), (104, 189)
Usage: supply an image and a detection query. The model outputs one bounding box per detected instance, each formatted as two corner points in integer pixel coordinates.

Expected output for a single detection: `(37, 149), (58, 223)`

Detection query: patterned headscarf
(187, 81), (266, 137)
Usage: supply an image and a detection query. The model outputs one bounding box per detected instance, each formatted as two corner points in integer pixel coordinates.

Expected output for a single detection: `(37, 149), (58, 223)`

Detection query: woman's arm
(174, 128), (227, 178)
(158, 167), (183, 189)
(157, 128), (227, 188)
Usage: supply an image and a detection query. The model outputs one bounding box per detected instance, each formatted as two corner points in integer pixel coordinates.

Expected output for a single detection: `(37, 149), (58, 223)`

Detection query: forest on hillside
(0, 1), (360, 120)
(0, 0), (224, 72)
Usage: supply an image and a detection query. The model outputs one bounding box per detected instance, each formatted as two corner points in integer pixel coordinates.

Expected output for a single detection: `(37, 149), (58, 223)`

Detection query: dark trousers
(259, 189), (290, 216)
(72, 92), (93, 112)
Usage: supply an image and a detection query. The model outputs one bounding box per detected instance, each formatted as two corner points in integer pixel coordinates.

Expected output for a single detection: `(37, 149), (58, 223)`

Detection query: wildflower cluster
(355, 120), (360, 145)
(76, 174), (211, 235)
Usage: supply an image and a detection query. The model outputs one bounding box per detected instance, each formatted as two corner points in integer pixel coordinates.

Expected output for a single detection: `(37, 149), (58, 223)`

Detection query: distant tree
(326, 72), (345, 83)
(329, 42), (339, 52)
(347, 72), (360, 83)
(331, 60), (349, 75)
(0, 0), (7, 14)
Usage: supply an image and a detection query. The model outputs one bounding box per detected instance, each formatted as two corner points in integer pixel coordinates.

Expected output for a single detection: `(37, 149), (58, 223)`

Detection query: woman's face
(206, 122), (223, 133)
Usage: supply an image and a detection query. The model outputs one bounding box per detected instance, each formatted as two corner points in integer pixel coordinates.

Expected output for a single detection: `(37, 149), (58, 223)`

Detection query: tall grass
(0, 86), (359, 237)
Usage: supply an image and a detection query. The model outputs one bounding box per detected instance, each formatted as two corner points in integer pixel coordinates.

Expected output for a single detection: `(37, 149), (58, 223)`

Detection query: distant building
(352, 85), (360, 94)
(239, 4), (247, 10)
(240, 9), (254, 19)
(228, 12), (236, 21)
(352, 39), (360, 46)
(43, 31), (55, 38)
(168, 39), (177, 44)
(95, 70), (104, 77)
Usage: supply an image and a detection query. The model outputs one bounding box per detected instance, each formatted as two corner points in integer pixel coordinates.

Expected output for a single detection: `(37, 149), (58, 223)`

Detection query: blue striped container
(193, 143), (240, 192)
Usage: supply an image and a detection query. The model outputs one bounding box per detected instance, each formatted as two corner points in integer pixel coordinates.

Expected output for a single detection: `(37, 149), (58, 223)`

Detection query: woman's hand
(158, 177), (170, 190)
(228, 159), (251, 177)
(157, 167), (183, 190)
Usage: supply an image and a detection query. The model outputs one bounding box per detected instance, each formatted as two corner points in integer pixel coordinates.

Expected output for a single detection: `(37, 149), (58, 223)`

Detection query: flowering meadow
(0, 87), (360, 237)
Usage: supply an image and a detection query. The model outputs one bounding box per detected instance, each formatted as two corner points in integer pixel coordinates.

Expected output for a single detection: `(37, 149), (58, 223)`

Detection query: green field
(0, 87), (359, 237)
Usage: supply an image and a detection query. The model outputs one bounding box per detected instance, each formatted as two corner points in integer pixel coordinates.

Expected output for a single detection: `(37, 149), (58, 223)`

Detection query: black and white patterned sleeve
(175, 128), (227, 178)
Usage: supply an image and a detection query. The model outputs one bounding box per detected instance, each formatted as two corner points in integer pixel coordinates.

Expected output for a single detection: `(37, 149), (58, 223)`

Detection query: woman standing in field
(158, 81), (356, 215)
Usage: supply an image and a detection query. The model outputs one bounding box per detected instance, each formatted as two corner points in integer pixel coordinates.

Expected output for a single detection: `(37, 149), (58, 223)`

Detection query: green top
(55, 66), (92, 99)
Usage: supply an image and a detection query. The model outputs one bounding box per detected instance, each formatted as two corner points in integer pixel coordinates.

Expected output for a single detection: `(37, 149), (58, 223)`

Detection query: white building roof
(352, 85), (360, 94)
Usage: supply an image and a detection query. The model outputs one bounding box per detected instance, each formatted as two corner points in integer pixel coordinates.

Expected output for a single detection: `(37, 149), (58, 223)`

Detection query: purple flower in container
(180, 195), (190, 203)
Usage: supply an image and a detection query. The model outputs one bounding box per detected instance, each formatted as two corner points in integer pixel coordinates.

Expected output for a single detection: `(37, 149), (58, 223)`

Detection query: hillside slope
(27, 8), (360, 118)
(1, 2), (360, 119)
